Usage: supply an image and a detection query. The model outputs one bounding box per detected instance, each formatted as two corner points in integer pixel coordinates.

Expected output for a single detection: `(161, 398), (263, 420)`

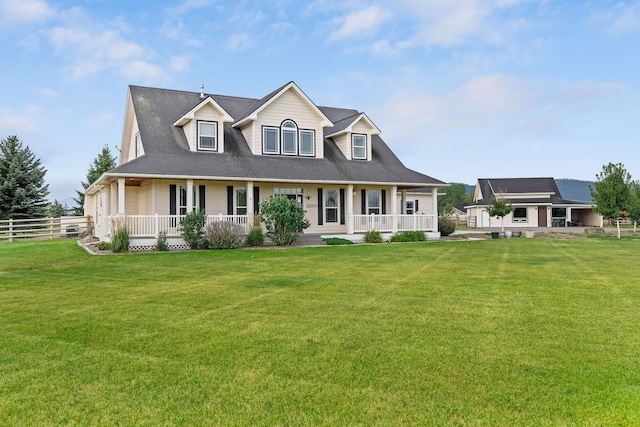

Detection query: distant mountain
(555, 179), (594, 203)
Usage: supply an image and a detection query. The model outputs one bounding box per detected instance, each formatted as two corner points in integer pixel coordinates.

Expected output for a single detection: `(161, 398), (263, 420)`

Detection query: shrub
(364, 230), (383, 243)
(96, 241), (112, 251)
(156, 231), (169, 251)
(259, 196), (310, 246)
(179, 210), (207, 249)
(204, 221), (245, 249)
(391, 231), (426, 242)
(438, 215), (458, 236)
(111, 226), (130, 253)
(245, 226), (264, 247)
(323, 237), (354, 245)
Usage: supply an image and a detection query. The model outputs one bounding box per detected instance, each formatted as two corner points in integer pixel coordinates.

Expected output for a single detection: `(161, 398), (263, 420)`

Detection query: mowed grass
(1, 239), (639, 426)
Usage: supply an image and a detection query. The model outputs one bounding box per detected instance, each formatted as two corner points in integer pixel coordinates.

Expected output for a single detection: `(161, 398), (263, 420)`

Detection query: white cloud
(166, 0), (214, 16)
(169, 55), (191, 73)
(0, 0), (55, 24)
(374, 74), (621, 149)
(47, 26), (168, 83)
(603, 1), (640, 36)
(225, 32), (253, 51)
(328, 5), (391, 42)
(0, 106), (39, 134)
(39, 88), (58, 97)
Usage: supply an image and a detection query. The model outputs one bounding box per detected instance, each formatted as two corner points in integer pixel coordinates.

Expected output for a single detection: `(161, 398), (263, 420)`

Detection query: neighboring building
(85, 82), (446, 248)
(465, 178), (602, 228)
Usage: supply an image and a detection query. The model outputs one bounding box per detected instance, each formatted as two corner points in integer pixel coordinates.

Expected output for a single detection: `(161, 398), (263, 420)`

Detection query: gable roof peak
(232, 81), (333, 128)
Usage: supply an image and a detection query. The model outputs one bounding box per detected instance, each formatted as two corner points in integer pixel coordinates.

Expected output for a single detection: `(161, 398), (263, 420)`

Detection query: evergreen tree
(589, 162), (632, 238)
(75, 145), (117, 215)
(0, 135), (49, 220)
(46, 199), (65, 218)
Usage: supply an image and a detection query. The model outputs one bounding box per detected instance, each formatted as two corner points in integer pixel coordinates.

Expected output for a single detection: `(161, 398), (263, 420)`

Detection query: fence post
(49, 217), (54, 240)
(154, 213), (159, 238)
(9, 218), (13, 242)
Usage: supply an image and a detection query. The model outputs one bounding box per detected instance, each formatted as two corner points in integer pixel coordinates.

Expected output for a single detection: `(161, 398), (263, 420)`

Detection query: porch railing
(350, 214), (436, 233)
(109, 214), (252, 237)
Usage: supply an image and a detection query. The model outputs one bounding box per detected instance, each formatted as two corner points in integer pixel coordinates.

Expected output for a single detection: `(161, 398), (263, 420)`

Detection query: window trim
(235, 187), (247, 215)
(299, 129), (315, 157)
(352, 133), (367, 160)
(405, 200), (415, 215)
(281, 120), (298, 156)
(367, 189), (380, 215)
(325, 189), (339, 223)
(513, 207), (528, 223)
(263, 126), (280, 154)
(197, 120), (218, 151)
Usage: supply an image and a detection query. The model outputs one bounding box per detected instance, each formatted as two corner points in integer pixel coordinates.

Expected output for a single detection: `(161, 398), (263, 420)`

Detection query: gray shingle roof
(110, 85), (445, 187)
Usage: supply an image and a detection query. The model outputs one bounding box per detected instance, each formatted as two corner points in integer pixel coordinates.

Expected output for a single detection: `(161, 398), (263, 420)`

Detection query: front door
(538, 206), (547, 227)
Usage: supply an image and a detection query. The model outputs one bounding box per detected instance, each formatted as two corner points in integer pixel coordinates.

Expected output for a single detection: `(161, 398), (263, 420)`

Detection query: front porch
(106, 212), (438, 248)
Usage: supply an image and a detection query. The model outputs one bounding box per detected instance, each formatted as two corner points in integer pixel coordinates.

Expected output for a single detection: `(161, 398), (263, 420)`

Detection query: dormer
(173, 97), (234, 153)
(326, 113), (381, 161)
(232, 82), (333, 158)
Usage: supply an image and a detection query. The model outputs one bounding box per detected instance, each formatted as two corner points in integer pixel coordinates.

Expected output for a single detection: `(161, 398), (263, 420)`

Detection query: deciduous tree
(487, 198), (514, 232)
(0, 135), (49, 220)
(589, 162), (632, 238)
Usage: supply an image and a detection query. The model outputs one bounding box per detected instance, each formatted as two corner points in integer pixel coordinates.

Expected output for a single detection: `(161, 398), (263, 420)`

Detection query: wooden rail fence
(0, 216), (91, 242)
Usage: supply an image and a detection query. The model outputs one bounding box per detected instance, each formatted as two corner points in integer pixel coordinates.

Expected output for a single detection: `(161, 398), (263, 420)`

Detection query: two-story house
(84, 82), (446, 249)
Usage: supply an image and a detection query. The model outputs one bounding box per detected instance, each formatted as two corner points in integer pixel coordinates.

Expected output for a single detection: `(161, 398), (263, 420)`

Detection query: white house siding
(125, 187), (139, 216)
(139, 181), (154, 215)
(126, 112), (144, 162)
(333, 134), (350, 160)
(397, 193), (434, 215)
(252, 89), (325, 158)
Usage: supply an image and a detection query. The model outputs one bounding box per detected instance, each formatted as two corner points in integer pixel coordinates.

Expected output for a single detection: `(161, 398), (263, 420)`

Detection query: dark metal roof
(110, 85), (445, 186)
(472, 177), (590, 206)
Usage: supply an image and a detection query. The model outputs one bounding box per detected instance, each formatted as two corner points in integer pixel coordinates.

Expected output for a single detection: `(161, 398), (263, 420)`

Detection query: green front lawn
(1, 239), (639, 425)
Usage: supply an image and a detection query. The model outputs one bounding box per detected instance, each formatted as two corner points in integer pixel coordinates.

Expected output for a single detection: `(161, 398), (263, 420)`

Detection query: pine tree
(74, 145), (117, 215)
(0, 135), (50, 220)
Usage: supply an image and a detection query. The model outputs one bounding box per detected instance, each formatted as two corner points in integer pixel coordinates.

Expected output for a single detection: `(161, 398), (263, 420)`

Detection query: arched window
(281, 120), (297, 155)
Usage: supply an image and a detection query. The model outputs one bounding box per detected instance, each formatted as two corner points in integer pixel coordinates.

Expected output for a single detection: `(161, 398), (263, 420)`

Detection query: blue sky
(1, 0), (639, 203)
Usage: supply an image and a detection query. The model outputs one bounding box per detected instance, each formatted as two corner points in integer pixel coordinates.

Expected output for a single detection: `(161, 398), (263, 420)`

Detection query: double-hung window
(281, 120), (297, 155)
(352, 134), (367, 160)
(406, 200), (415, 215)
(198, 121), (217, 151)
(513, 207), (527, 222)
(325, 189), (339, 223)
(299, 130), (315, 156)
(263, 127), (279, 154)
(236, 188), (247, 215)
(368, 190), (380, 214)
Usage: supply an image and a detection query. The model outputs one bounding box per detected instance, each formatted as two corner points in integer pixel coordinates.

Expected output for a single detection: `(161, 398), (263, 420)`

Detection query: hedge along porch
(84, 82), (445, 248)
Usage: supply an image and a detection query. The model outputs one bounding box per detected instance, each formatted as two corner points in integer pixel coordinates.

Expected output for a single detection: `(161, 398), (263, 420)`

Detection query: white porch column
(391, 185), (398, 234)
(246, 181), (254, 215)
(186, 179), (194, 213)
(401, 189), (407, 214)
(432, 187), (438, 231)
(110, 182), (117, 215)
(347, 184), (354, 234)
(118, 177), (125, 215)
